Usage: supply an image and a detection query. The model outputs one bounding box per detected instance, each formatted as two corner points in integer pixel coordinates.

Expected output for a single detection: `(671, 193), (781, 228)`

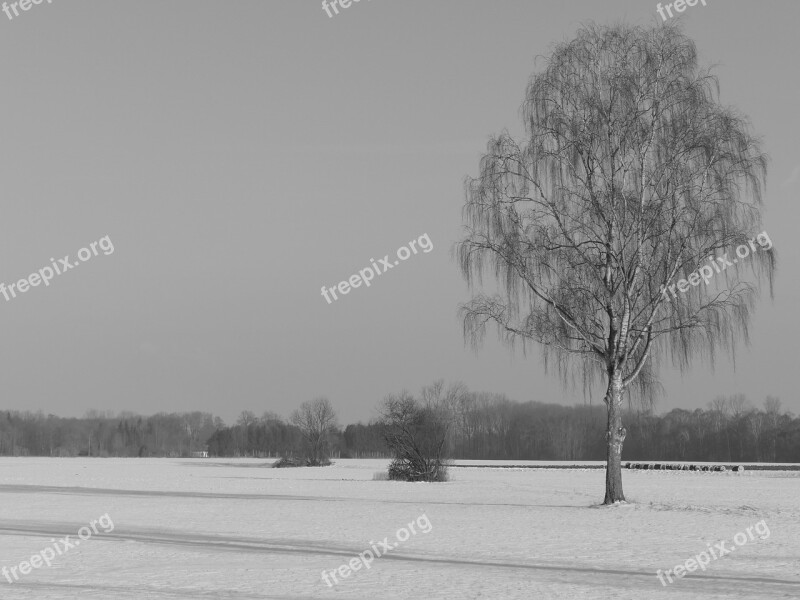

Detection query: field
(1, 458), (799, 599)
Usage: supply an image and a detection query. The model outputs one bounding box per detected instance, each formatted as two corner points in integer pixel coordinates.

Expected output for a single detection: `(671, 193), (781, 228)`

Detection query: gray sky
(1, 0), (797, 425)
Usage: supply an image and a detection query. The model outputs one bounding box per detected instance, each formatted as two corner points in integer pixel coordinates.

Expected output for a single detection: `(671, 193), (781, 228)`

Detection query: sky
(0, 0), (797, 426)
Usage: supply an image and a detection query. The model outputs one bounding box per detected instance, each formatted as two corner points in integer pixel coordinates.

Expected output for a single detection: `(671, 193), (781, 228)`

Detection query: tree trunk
(603, 372), (626, 504)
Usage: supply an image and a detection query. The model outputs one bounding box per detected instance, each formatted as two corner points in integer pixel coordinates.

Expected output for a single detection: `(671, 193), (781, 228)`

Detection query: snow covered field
(1, 458), (799, 599)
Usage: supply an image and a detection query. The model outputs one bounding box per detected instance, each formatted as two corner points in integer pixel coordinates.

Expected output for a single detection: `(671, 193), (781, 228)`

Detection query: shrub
(387, 457), (449, 482)
(272, 455), (304, 468)
(272, 454), (332, 468)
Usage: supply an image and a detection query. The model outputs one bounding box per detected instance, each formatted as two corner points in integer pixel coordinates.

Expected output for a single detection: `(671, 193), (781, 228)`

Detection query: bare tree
(237, 411), (258, 428)
(746, 410), (765, 462)
(233, 411), (258, 456)
(183, 412), (215, 453)
(380, 381), (463, 482)
(764, 396), (782, 415)
(260, 411), (282, 424)
(290, 398), (338, 466)
(728, 394), (751, 460)
(707, 397), (730, 461)
(764, 396), (783, 462)
(420, 380), (466, 453)
(456, 23), (775, 503)
(728, 395), (750, 418)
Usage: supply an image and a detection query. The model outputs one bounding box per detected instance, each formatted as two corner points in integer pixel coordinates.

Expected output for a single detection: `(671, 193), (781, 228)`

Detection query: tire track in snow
(1, 521), (799, 596)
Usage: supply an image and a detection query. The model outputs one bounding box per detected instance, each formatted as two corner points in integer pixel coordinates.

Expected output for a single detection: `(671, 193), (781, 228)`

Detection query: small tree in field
(456, 23), (775, 504)
(289, 398), (338, 466)
(380, 381), (463, 482)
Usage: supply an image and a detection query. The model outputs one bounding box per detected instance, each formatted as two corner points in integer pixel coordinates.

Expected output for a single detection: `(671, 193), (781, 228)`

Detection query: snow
(1, 458), (799, 599)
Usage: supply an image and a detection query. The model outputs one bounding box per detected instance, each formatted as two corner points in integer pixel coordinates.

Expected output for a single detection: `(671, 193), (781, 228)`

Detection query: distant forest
(1, 394), (797, 463)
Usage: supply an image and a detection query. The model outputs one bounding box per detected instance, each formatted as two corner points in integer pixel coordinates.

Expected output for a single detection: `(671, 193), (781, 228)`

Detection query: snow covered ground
(1, 458), (799, 599)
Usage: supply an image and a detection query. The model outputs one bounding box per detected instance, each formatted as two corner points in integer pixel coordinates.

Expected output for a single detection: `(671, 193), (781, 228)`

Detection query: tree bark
(603, 372), (627, 504)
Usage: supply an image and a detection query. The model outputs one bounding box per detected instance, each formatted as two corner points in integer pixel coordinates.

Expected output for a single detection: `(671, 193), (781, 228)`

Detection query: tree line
(0, 410), (221, 457)
(0, 393), (797, 463)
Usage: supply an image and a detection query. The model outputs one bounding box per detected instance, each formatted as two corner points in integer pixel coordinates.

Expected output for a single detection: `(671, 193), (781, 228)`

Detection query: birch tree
(456, 23), (776, 504)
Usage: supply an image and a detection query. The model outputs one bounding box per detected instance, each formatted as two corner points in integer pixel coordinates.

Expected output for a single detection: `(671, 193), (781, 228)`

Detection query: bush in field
(272, 455), (304, 468)
(380, 381), (463, 482)
(387, 456), (449, 482)
(272, 454), (332, 468)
